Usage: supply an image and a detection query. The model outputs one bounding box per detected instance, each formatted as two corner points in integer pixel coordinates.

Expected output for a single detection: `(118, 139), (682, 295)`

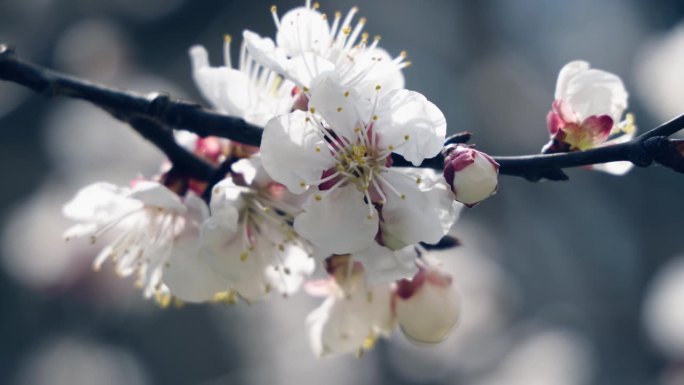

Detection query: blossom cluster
(62, 1), (635, 357)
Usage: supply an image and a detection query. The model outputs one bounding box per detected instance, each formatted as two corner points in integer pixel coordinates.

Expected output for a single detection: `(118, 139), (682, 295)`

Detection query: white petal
(243, 30), (289, 75)
(344, 47), (405, 99)
(352, 243), (418, 285)
(276, 7), (331, 57)
(555, 60), (590, 100)
(381, 168), (460, 247)
(189, 45), (251, 115)
(294, 184), (378, 255)
(62, 182), (137, 222)
(128, 181), (186, 212)
(284, 52), (336, 88)
(375, 89), (446, 165)
(261, 110), (336, 194)
(558, 62), (628, 123)
(309, 72), (362, 142)
(265, 244), (315, 296)
(163, 242), (231, 303)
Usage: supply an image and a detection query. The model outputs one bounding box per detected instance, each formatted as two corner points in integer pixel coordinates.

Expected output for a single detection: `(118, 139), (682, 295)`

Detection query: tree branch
(1, 43), (683, 184)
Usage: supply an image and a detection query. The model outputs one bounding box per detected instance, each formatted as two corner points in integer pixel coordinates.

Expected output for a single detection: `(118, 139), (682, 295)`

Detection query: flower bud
(393, 267), (460, 344)
(443, 146), (499, 207)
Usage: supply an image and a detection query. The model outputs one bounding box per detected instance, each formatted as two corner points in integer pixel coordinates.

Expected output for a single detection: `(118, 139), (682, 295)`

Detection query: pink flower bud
(393, 267), (460, 344)
(443, 146), (499, 207)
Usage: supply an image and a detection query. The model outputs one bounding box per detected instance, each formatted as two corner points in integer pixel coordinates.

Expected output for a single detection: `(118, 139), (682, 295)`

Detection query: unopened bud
(393, 267), (459, 344)
(443, 145), (499, 207)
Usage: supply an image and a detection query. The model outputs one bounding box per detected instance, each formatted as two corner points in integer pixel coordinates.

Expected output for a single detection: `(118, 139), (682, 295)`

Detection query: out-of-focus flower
(189, 34), (295, 126)
(244, 1), (407, 98)
(165, 156), (315, 303)
(305, 255), (395, 357)
(443, 145), (499, 207)
(643, 256), (684, 358)
(393, 265), (460, 344)
(63, 180), (204, 299)
(543, 61), (636, 175)
(261, 73), (458, 280)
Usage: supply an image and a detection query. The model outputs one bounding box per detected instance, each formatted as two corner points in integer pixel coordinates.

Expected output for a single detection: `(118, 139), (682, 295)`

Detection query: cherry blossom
(63, 180), (205, 298)
(305, 255), (395, 357)
(260, 72), (459, 280)
(545, 61), (637, 175)
(164, 156), (315, 303)
(243, 1), (408, 98)
(190, 34), (295, 126)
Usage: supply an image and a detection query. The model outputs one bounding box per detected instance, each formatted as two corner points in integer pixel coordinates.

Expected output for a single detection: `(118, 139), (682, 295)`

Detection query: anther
(344, 91), (350, 97)
(372, 114), (378, 121)
(315, 194), (322, 201)
(240, 251), (249, 261)
(270, 5), (277, 13)
(337, 107), (343, 112)
(224, 34), (232, 43)
(375, 85), (382, 91)
(404, 135), (410, 141)
(400, 50), (407, 58)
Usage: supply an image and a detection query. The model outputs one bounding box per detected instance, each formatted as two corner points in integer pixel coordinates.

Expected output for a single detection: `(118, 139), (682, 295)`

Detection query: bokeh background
(2, 0), (684, 384)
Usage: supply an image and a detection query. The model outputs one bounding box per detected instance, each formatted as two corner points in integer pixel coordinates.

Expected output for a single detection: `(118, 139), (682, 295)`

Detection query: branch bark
(1, 43), (683, 183)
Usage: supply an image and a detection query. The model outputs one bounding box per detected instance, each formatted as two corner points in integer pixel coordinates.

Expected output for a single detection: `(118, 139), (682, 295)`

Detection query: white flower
(63, 181), (202, 298)
(189, 35), (295, 126)
(260, 73), (458, 282)
(305, 256), (395, 357)
(545, 61), (636, 175)
(443, 145), (499, 207)
(393, 265), (460, 344)
(244, 2), (407, 98)
(165, 156), (315, 303)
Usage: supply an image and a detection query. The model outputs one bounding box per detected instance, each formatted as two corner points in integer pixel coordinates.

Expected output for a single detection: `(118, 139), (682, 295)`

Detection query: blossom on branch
(63, 180), (206, 299)
(244, 1), (408, 98)
(544, 61), (637, 175)
(190, 34), (295, 127)
(443, 145), (499, 207)
(260, 72), (460, 282)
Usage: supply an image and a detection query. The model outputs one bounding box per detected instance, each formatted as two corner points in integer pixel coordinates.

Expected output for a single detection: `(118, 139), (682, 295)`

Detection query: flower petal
(128, 181), (186, 212)
(276, 7), (331, 57)
(375, 89), (446, 165)
(189, 45), (250, 115)
(294, 184), (378, 255)
(261, 110), (336, 194)
(309, 72), (362, 142)
(381, 168), (461, 247)
(352, 243), (418, 285)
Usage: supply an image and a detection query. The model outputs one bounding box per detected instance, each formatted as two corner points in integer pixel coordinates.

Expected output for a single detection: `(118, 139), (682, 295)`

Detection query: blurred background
(1, 0), (684, 384)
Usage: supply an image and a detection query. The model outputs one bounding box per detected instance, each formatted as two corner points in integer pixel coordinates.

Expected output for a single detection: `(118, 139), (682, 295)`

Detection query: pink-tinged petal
(261, 110), (336, 194)
(381, 168), (461, 248)
(547, 110), (564, 135)
(444, 146), (499, 206)
(563, 115), (613, 150)
(393, 267), (459, 344)
(374, 89), (446, 165)
(552, 99), (578, 125)
(294, 184), (378, 255)
(308, 72), (362, 142)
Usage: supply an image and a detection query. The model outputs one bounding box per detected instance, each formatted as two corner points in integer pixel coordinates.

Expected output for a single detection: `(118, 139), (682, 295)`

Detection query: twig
(1, 43), (683, 183)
